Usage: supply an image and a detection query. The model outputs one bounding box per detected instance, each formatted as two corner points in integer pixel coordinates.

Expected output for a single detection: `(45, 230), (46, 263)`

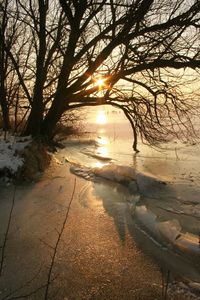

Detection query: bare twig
(161, 268), (165, 298)
(44, 178), (76, 300)
(161, 268), (170, 300)
(164, 270), (170, 300)
(2, 264), (44, 300)
(4, 280), (55, 300)
(0, 185), (16, 276)
(39, 238), (54, 251)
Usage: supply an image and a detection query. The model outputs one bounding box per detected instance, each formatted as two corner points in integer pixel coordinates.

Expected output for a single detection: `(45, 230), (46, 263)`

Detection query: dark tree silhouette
(1, 0), (200, 150)
(0, 0), (11, 132)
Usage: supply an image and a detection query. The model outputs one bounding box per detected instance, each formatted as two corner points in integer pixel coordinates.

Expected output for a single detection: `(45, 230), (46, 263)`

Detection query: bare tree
(1, 0), (200, 150)
(0, 0), (33, 133)
(0, 0), (11, 132)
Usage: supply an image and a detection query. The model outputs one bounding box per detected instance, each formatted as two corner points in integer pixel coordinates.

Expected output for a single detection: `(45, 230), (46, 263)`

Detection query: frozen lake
(58, 105), (200, 285)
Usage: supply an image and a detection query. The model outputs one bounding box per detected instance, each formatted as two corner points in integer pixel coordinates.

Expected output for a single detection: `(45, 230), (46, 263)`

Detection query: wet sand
(0, 159), (198, 299)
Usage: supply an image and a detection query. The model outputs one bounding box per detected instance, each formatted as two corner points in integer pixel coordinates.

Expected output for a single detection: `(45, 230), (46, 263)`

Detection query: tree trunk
(24, 78), (45, 136)
(0, 11), (10, 132)
(41, 99), (66, 138)
(23, 0), (48, 137)
(0, 90), (10, 131)
(24, 103), (44, 136)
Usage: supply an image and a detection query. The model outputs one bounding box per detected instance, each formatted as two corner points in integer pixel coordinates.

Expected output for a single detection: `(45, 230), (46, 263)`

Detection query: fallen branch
(2, 264), (44, 300)
(44, 178), (76, 300)
(4, 279), (55, 300)
(161, 268), (170, 300)
(0, 185), (16, 276)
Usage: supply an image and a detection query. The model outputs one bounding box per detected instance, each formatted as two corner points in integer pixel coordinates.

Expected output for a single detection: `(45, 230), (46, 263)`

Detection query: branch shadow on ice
(70, 163), (200, 285)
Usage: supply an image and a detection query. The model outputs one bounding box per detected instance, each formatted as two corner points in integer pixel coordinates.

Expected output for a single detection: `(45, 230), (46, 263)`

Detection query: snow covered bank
(0, 135), (31, 181)
(0, 134), (51, 182)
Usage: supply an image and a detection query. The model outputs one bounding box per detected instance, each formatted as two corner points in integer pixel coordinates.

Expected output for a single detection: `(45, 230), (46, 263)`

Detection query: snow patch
(0, 135), (32, 179)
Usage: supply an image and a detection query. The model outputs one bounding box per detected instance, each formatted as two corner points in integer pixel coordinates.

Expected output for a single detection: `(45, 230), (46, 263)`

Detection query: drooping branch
(1, 0), (200, 147)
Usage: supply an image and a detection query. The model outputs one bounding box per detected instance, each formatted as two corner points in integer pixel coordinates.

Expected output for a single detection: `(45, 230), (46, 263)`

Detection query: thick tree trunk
(23, 0), (48, 137)
(41, 98), (66, 138)
(24, 103), (44, 136)
(24, 81), (45, 136)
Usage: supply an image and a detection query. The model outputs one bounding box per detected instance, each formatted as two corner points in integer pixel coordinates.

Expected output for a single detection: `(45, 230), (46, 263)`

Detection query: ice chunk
(135, 205), (158, 237)
(93, 163), (136, 184)
(81, 150), (112, 161)
(157, 219), (181, 243)
(175, 233), (200, 255)
(70, 165), (93, 181)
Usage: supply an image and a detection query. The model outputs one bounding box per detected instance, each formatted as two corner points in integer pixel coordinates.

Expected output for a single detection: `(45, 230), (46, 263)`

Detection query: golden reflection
(98, 146), (108, 157)
(97, 136), (108, 145)
(99, 128), (105, 134)
(96, 110), (107, 125)
(94, 162), (105, 168)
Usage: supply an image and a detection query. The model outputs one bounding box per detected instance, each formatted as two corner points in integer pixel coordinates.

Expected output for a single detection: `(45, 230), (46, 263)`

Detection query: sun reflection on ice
(97, 137), (109, 156)
(94, 161), (106, 168)
(96, 110), (107, 125)
(99, 128), (105, 134)
(97, 146), (108, 157)
(93, 136), (110, 168)
(94, 110), (111, 168)
(97, 136), (108, 145)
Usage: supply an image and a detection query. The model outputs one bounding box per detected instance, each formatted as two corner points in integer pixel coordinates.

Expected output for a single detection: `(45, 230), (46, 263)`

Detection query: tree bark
(0, 89), (10, 131)
(0, 0), (10, 131)
(24, 102), (44, 136)
(23, 0), (48, 136)
(41, 94), (67, 138)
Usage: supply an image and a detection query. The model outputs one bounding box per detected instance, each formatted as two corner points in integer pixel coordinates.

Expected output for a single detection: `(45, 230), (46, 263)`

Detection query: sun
(95, 76), (106, 88)
(96, 110), (107, 124)
(96, 78), (105, 87)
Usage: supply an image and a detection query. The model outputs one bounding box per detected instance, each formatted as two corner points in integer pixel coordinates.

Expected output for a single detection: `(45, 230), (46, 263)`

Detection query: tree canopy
(0, 0), (200, 150)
